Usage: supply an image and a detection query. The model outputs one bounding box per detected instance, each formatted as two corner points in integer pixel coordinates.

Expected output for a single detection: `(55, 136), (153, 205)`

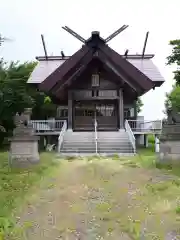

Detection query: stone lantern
(9, 108), (40, 168)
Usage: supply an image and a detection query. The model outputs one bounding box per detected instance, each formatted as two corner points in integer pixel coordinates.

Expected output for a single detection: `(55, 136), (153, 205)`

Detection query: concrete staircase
(61, 132), (96, 154)
(97, 131), (134, 154)
(60, 130), (135, 155)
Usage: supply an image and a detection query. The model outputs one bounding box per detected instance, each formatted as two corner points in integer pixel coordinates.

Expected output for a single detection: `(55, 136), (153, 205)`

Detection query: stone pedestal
(9, 109), (40, 168)
(157, 123), (180, 165)
(9, 135), (40, 167)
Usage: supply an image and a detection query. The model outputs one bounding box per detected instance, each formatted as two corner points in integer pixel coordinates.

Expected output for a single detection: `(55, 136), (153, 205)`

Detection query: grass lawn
(0, 151), (60, 239)
(1, 148), (180, 239)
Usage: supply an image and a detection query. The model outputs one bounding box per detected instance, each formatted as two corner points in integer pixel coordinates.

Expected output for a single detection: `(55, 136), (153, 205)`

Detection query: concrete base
(118, 128), (125, 132)
(67, 128), (73, 132)
(157, 140), (180, 165)
(9, 136), (40, 168)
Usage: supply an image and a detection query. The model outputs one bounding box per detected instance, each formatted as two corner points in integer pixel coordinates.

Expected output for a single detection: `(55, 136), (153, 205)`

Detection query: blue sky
(1, 0), (179, 119)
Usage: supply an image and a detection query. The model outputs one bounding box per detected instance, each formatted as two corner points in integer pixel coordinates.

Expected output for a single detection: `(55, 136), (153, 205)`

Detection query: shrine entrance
(73, 100), (118, 131)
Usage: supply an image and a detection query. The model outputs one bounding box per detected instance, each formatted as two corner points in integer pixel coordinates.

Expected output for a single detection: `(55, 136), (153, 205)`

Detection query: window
(98, 90), (117, 97)
(91, 74), (100, 87)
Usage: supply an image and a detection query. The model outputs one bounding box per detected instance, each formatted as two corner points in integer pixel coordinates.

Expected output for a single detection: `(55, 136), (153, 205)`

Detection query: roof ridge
(36, 54), (154, 61)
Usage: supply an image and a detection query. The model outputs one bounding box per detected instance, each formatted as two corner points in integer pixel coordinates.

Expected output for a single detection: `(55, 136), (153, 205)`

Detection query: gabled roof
(127, 58), (164, 86)
(27, 60), (65, 84)
(39, 45), (89, 91)
(51, 49), (95, 97)
(27, 55), (164, 84)
(28, 31), (165, 97)
(97, 44), (154, 92)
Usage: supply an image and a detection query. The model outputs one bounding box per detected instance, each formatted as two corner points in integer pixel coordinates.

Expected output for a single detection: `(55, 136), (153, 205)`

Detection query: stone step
(59, 153), (135, 157)
(98, 145), (133, 149)
(98, 150), (134, 153)
(63, 140), (130, 143)
(63, 139), (93, 142)
(62, 146), (133, 151)
(64, 132), (128, 136)
(64, 137), (130, 141)
(62, 142), (133, 147)
(64, 133), (94, 136)
(98, 148), (134, 151)
(63, 142), (132, 146)
(62, 143), (133, 147)
(61, 148), (95, 151)
(60, 131), (134, 154)
(98, 145), (133, 148)
(61, 150), (96, 153)
(63, 142), (95, 144)
(63, 140), (131, 144)
(97, 133), (127, 136)
(61, 149), (134, 153)
(62, 146), (95, 149)
(63, 140), (95, 143)
(63, 139), (130, 143)
(97, 139), (130, 142)
(97, 134), (128, 137)
(64, 137), (94, 139)
(62, 144), (132, 149)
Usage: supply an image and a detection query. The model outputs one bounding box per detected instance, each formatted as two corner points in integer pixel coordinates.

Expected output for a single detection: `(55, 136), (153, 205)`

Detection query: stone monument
(158, 109), (180, 164)
(9, 108), (40, 168)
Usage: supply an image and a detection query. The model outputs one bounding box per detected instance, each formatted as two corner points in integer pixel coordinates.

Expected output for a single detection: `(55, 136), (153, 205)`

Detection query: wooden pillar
(144, 134), (148, 148)
(119, 89), (124, 129)
(134, 100), (137, 120)
(68, 90), (73, 130)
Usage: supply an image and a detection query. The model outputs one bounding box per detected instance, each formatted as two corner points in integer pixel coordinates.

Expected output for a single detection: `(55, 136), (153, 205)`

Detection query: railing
(125, 119), (136, 153)
(127, 120), (162, 133)
(58, 121), (67, 153)
(94, 119), (98, 154)
(28, 120), (65, 132)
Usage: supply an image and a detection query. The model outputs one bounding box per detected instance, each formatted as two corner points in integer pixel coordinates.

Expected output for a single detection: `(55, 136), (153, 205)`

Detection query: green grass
(1, 148), (180, 239)
(78, 157), (180, 239)
(0, 151), (60, 238)
(138, 147), (180, 177)
(148, 134), (155, 144)
(176, 206), (180, 214)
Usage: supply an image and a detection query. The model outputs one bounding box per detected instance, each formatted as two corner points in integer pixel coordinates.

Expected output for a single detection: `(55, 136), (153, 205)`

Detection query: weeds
(0, 152), (59, 237)
(176, 206), (180, 214)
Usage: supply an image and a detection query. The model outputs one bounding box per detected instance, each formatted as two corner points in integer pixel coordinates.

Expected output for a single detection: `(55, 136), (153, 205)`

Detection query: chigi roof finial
(62, 25), (129, 44)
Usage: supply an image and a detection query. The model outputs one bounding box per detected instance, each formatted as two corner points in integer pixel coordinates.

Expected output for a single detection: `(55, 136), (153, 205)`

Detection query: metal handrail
(28, 119), (65, 132)
(125, 119), (136, 153)
(58, 120), (67, 153)
(94, 119), (98, 154)
(127, 119), (162, 133)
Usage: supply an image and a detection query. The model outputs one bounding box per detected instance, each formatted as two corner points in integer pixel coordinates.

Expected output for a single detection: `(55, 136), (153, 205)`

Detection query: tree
(0, 60), (57, 145)
(167, 39), (180, 85)
(165, 85), (180, 112)
(165, 39), (180, 113)
(136, 97), (143, 114)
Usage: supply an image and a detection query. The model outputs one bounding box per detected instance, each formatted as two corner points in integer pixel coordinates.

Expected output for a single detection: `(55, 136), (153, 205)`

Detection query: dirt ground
(8, 158), (180, 240)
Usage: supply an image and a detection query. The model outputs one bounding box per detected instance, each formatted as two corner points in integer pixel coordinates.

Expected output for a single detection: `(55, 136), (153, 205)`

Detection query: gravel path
(8, 159), (180, 240)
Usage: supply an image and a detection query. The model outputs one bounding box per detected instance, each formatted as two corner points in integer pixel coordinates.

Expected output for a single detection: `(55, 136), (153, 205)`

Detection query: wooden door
(95, 102), (118, 131)
(73, 102), (95, 131)
(73, 100), (118, 131)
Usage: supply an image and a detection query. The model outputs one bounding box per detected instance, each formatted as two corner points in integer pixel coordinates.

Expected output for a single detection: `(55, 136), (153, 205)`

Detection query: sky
(0, 0), (179, 120)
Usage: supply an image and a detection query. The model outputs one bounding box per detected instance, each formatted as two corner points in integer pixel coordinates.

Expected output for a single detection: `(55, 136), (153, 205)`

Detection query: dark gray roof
(27, 55), (165, 84)
(27, 59), (65, 84)
(128, 59), (164, 82)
